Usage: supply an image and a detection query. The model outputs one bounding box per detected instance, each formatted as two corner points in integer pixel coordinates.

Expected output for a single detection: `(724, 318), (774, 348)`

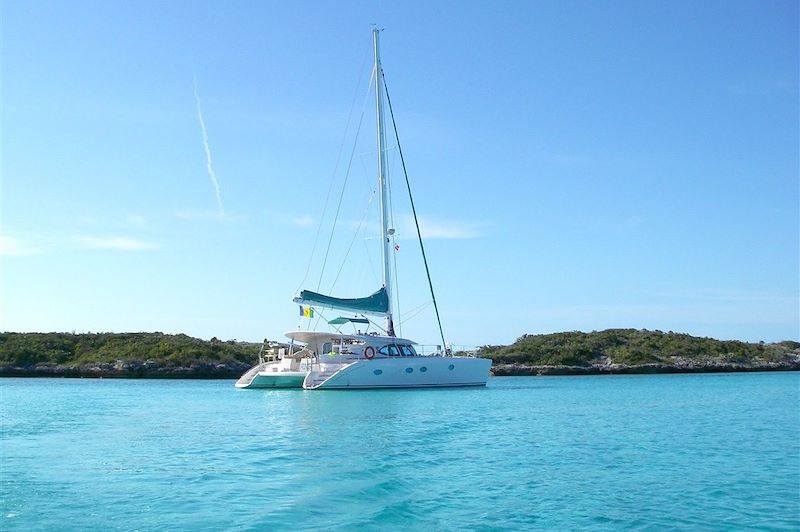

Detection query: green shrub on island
(0, 332), (261, 369)
(478, 329), (799, 367)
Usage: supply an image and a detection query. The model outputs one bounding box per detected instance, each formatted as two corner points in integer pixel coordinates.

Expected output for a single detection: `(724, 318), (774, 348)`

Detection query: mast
(373, 28), (395, 336)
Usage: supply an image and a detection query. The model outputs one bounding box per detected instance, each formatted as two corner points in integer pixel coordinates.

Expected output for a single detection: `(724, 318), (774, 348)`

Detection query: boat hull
(305, 356), (491, 389)
(241, 373), (306, 388)
(235, 361), (309, 389)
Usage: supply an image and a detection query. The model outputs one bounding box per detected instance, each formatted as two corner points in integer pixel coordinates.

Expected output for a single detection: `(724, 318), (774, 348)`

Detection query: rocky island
(0, 332), (259, 379)
(480, 329), (800, 375)
(0, 329), (797, 378)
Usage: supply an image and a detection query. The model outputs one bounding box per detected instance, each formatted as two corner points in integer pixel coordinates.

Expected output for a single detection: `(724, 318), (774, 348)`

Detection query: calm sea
(1, 372), (798, 530)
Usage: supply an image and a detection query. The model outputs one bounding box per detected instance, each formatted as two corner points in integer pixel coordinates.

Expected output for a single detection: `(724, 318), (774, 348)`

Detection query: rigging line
(365, 316), (388, 335)
(385, 140), (402, 337)
(358, 314), (372, 334)
(358, 153), (373, 190)
(402, 300), (431, 315)
(308, 308), (320, 331)
(400, 306), (429, 325)
(400, 300), (432, 320)
(391, 232), (401, 337)
(316, 65), (376, 292)
(363, 231), (380, 286)
(295, 49), (373, 295)
(300, 312), (316, 333)
(381, 70), (448, 353)
(329, 184), (378, 292)
(311, 308), (329, 333)
(400, 302), (432, 323)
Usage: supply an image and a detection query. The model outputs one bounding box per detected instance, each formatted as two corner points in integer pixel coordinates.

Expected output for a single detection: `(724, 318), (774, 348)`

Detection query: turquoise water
(2, 373), (798, 530)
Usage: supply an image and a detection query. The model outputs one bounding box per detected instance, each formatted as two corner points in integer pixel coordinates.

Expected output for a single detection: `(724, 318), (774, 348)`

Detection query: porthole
(373, 369), (383, 375)
(405, 368), (413, 373)
(448, 364), (455, 370)
(420, 367), (427, 373)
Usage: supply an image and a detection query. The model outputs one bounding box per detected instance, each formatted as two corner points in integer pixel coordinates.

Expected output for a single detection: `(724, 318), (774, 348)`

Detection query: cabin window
(399, 345), (416, 357)
(322, 342), (332, 354)
(378, 345), (400, 357)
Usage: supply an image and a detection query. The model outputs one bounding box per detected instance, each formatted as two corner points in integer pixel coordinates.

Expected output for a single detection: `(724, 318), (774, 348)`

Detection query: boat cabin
(284, 331), (418, 362)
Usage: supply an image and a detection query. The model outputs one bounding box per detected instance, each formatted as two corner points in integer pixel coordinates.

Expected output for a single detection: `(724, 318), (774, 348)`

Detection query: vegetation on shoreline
(0, 329), (798, 378)
(0, 332), (261, 376)
(478, 329), (800, 368)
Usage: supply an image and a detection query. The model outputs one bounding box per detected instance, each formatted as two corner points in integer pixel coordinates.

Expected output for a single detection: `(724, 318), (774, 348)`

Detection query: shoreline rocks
(490, 357), (800, 376)
(1, 358), (798, 379)
(0, 361), (252, 379)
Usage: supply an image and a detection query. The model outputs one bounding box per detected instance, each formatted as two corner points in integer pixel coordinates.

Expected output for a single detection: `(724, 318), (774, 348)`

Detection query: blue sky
(2, 0), (798, 347)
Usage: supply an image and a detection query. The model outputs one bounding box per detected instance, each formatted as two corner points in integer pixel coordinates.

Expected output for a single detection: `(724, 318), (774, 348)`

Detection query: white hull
(304, 356), (491, 389)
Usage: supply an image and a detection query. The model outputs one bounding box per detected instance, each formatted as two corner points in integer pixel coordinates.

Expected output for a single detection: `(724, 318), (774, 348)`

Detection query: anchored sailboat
(237, 29), (491, 390)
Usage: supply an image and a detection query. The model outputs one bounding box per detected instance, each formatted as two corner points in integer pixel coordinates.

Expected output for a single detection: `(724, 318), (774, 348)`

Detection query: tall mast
(373, 28), (395, 336)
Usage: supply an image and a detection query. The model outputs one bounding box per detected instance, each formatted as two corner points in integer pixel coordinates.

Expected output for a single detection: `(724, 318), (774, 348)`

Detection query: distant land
(0, 329), (797, 379)
(477, 329), (799, 376)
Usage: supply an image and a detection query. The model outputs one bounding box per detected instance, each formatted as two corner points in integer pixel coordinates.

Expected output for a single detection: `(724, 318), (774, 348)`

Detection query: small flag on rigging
(299, 305), (314, 318)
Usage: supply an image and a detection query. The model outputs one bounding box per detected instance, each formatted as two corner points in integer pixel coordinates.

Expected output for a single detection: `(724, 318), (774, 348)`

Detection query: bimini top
(293, 287), (389, 315)
(284, 330), (416, 345)
(328, 317), (370, 325)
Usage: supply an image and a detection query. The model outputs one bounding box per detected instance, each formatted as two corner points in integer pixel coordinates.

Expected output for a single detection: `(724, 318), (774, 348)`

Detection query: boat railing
(415, 345), (481, 357)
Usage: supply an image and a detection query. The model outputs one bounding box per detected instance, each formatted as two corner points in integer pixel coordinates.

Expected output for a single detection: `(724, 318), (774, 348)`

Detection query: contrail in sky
(193, 77), (224, 219)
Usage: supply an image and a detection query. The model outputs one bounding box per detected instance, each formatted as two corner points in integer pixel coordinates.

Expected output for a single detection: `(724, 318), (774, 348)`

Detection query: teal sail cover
(294, 287), (389, 315)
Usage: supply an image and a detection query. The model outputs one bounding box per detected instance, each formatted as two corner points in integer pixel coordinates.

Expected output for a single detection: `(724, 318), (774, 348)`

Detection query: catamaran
(237, 29), (491, 390)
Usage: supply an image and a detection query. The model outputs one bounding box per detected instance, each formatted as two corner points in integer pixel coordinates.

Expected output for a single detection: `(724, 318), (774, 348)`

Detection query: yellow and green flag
(299, 305), (314, 318)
